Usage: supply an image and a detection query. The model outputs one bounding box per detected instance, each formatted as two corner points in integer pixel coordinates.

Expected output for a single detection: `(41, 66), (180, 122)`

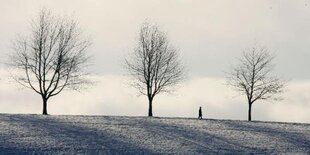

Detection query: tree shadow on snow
(222, 120), (310, 154)
(0, 114), (157, 155)
(128, 118), (270, 154)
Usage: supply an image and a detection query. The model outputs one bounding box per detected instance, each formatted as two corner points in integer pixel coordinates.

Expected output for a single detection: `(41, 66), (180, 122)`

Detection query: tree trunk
(148, 97), (153, 117)
(42, 97), (48, 115)
(248, 102), (252, 121)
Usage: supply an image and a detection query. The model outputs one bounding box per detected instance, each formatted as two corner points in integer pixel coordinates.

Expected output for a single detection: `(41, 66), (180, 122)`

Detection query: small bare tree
(125, 22), (185, 117)
(227, 46), (285, 121)
(9, 9), (91, 115)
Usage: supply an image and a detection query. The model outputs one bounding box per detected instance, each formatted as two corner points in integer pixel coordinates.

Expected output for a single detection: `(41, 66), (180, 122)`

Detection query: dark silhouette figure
(198, 107), (202, 119)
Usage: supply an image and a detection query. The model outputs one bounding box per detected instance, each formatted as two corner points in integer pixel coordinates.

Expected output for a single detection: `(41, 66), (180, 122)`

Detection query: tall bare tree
(9, 9), (91, 115)
(227, 46), (285, 121)
(125, 22), (185, 117)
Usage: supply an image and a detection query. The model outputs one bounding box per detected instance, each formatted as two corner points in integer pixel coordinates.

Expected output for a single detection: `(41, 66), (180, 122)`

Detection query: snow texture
(0, 114), (309, 154)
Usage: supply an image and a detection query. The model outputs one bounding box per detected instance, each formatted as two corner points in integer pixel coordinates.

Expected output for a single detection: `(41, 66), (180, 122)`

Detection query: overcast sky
(0, 0), (309, 123)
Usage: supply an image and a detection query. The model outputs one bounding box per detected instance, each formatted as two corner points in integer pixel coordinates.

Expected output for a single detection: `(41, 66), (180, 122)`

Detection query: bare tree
(125, 22), (185, 117)
(8, 9), (91, 115)
(227, 46), (285, 121)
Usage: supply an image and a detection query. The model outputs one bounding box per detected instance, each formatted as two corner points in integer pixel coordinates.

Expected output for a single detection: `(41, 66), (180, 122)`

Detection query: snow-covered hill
(0, 114), (309, 154)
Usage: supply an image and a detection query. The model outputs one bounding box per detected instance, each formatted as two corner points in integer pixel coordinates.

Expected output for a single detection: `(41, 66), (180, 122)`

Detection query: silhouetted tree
(125, 22), (185, 117)
(227, 45), (285, 121)
(9, 9), (91, 115)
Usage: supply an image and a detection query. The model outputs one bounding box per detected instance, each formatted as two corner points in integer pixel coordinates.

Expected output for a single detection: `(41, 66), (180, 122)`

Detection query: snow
(0, 114), (309, 154)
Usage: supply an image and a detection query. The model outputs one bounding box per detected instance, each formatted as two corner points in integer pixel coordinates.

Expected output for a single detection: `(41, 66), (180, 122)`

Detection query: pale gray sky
(0, 0), (309, 123)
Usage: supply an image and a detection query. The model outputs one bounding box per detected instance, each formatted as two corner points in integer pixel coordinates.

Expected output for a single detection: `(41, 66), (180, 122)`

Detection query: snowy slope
(0, 114), (309, 154)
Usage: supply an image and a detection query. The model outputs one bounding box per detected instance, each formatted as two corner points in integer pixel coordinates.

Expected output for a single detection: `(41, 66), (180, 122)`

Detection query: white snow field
(0, 114), (309, 155)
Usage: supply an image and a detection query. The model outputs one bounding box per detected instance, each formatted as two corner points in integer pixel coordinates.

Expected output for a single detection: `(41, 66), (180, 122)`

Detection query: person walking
(198, 107), (202, 119)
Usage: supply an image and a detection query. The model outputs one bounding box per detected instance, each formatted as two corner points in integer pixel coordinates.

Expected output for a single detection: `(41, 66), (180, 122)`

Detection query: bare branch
(8, 8), (91, 115)
(124, 22), (185, 116)
(226, 45), (285, 121)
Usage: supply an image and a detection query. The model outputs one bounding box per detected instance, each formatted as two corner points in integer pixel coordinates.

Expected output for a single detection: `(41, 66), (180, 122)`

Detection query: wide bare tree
(125, 22), (185, 117)
(227, 46), (285, 121)
(9, 9), (90, 115)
